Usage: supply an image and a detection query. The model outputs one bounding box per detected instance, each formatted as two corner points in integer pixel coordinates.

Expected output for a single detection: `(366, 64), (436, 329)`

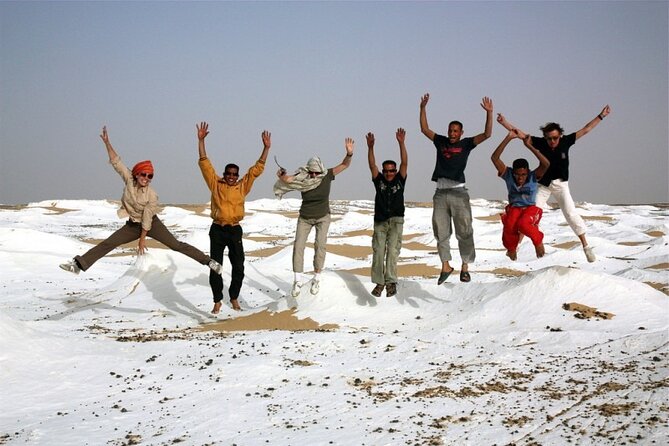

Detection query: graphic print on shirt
(441, 147), (463, 159)
(379, 181), (403, 195)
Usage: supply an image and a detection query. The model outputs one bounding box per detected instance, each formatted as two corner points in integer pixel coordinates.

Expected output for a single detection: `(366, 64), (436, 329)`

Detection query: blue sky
(1, 1), (667, 205)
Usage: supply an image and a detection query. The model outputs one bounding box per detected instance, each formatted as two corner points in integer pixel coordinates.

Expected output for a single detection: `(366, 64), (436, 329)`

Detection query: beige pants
(292, 214), (331, 273)
(535, 180), (587, 236)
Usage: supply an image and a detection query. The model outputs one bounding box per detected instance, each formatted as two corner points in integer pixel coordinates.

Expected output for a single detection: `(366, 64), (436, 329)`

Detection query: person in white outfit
(496, 105), (610, 262)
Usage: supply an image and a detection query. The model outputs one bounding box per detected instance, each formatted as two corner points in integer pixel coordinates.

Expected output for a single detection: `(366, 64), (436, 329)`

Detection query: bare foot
(230, 299), (241, 311)
(535, 243), (545, 258)
(211, 302), (222, 314)
(506, 250), (517, 261)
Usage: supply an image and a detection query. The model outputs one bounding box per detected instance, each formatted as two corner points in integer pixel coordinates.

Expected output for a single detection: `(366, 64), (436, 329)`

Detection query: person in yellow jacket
(197, 122), (271, 314)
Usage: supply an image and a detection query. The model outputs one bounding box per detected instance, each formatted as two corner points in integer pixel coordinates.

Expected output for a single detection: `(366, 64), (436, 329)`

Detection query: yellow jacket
(198, 157), (265, 226)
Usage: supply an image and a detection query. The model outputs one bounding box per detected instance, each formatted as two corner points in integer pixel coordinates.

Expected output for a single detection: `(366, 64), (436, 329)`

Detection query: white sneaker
(59, 259), (80, 275)
(291, 281), (303, 297)
(310, 279), (320, 295)
(583, 246), (596, 263)
(208, 259), (223, 274)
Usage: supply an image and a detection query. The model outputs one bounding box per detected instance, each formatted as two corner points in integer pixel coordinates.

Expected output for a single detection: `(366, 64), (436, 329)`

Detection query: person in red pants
(491, 130), (550, 260)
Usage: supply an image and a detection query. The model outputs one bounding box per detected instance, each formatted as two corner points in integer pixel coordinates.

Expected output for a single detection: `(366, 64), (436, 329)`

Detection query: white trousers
(535, 179), (587, 237)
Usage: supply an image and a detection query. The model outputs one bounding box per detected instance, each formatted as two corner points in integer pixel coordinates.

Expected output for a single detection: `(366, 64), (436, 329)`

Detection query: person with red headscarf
(60, 126), (222, 276)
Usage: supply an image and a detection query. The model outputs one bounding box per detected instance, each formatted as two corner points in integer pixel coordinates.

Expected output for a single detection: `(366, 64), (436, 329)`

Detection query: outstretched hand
(262, 130), (271, 149)
(396, 127), (406, 143)
(100, 126), (110, 144)
(600, 105), (611, 118)
(420, 93), (430, 108)
(496, 113), (507, 126)
(481, 96), (493, 112)
(366, 132), (375, 148)
(197, 122), (209, 141)
(345, 137), (354, 155)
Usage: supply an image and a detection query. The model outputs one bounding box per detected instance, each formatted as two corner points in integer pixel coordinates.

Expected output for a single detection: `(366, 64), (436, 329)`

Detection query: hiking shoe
(208, 259), (223, 274)
(59, 259), (80, 275)
(583, 246), (596, 263)
(386, 283), (397, 297)
(310, 279), (320, 295)
(371, 284), (384, 297)
(291, 281), (303, 297)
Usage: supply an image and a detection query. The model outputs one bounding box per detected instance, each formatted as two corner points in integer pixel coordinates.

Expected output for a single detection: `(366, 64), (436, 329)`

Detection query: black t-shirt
(299, 168), (335, 219)
(531, 133), (576, 187)
(431, 134), (477, 183)
(373, 173), (406, 222)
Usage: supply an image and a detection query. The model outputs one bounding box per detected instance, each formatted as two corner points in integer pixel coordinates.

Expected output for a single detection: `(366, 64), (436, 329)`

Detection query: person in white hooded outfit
(274, 138), (354, 296)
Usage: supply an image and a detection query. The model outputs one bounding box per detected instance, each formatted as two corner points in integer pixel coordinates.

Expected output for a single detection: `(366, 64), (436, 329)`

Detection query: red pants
(501, 205), (543, 252)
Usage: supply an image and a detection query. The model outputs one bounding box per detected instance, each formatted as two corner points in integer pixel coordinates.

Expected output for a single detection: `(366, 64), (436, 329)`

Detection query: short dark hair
(540, 122), (564, 135)
(512, 158), (529, 170)
(382, 160), (397, 169)
(224, 163), (239, 173)
(448, 121), (463, 130)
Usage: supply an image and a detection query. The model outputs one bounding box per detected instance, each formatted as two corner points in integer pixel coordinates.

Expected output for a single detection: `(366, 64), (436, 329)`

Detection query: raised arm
(496, 113), (528, 140)
(100, 126), (119, 161)
(419, 93), (435, 141)
(366, 132), (379, 179)
(397, 127), (408, 178)
(473, 96), (493, 146)
(490, 131), (516, 176)
(197, 122), (209, 159)
(575, 105), (610, 140)
(527, 138), (550, 180)
(259, 130), (271, 162)
(332, 138), (354, 176)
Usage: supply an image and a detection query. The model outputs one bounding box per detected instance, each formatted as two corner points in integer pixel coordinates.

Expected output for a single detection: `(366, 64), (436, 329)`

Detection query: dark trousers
(209, 223), (245, 302)
(75, 216), (210, 271)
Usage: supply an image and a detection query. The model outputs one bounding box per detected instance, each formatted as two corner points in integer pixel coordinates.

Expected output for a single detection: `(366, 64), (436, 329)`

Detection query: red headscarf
(131, 160), (154, 178)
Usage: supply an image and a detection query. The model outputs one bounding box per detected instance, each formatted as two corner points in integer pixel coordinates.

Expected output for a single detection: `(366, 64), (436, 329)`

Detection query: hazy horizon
(1, 1), (667, 206)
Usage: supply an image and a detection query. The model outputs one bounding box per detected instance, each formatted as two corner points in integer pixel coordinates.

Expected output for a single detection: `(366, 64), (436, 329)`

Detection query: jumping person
(197, 122), (270, 314)
(491, 129), (550, 260)
(496, 105), (610, 262)
(419, 93), (493, 284)
(60, 126), (222, 278)
(366, 129), (408, 297)
(273, 138), (354, 297)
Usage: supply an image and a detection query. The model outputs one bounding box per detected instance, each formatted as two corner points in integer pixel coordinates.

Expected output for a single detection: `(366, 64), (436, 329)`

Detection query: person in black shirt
(496, 105), (610, 262)
(366, 128), (408, 297)
(420, 93), (493, 284)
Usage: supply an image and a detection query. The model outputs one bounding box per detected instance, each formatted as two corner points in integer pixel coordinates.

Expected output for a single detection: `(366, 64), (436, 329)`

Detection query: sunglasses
(382, 169), (397, 173)
(224, 171), (239, 177)
(138, 172), (154, 179)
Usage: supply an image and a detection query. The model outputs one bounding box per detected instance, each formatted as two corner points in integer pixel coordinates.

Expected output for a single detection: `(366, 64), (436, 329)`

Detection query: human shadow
(141, 258), (212, 324)
(333, 270), (378, 307)
(41, 263), (152, 321)
(392, 279), (448, 308)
